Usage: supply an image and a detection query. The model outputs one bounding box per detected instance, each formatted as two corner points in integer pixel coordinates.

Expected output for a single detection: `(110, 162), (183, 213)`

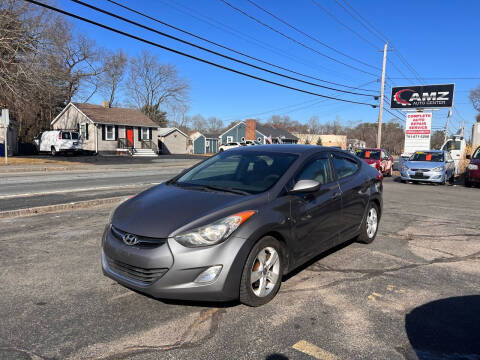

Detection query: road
(1, 178), (480, 359)
(0, 162), (198, 211)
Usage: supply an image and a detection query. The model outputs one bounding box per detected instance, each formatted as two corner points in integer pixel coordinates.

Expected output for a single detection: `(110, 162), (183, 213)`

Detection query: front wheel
(357, 203), (380, 244)
(239, 236), (283, 307)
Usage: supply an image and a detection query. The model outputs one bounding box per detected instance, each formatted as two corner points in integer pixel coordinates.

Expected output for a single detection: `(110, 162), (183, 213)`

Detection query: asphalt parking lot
(1, 177), (479, 360)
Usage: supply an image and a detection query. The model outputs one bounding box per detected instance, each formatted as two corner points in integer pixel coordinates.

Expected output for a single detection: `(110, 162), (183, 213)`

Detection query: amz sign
(391, 84), (454, 109)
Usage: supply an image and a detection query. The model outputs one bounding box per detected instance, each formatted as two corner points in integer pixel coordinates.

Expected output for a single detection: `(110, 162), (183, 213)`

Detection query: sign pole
(444, 109), (452, 144)
(2, 109), (8, 165)
(377, 42), (388, 148)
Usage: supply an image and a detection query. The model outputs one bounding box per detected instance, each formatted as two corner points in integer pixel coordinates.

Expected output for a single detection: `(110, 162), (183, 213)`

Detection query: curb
(0, 196), (125, 219)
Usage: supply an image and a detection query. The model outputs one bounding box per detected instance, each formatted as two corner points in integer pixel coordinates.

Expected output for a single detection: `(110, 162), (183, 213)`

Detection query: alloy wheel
(366, 207), (378, 239)
(250, 247), (280, 297)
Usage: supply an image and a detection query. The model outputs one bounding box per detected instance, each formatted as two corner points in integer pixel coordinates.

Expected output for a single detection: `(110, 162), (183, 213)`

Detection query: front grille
(106, 256), (168, 285)
(411, 174), (429, 179)
(410, 169), (430, 172)
(111, 226), (166, 248)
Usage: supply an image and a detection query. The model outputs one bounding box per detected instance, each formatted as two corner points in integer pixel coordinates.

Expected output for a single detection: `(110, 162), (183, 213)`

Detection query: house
(158, 127), (188, 154)
(294, 133), (347, 149)
(220, 119), (298, 145)
(190, 131), (206, 154)
(204, 133), (220, 153)
(347, 138), (367, 150)
(0, 116), (19, 156)
(51, 102), (159, 155)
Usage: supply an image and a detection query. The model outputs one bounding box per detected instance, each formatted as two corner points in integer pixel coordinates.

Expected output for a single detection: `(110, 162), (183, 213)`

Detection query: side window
(332, 156), (359, 180)
(296, 158), (333, 185)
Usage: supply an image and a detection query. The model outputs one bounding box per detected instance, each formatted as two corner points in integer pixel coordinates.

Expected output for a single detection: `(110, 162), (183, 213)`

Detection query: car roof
(361, 147), (382, 151)
(413, 149), (444, 153)
(227, 144), (343, 155)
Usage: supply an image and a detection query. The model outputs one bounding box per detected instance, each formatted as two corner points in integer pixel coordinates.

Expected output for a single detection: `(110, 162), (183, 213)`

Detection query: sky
(58, 0), (480, 136)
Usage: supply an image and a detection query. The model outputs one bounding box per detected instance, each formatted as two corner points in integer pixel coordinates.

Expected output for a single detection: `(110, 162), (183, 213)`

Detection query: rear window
(410, 152), (444, 162)
(71, 132), (79, 140)
(355, 149), (380, 160)
(442, 140), (461, 151)
(61, 132), (71, 139)
(472, 147), (480, 160)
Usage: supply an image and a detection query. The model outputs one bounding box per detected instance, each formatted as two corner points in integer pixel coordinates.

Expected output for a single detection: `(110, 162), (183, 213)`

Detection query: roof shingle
(72, 103), (158, 127)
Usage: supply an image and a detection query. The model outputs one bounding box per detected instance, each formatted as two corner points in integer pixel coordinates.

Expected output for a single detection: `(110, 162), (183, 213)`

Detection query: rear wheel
(239, 236), (283, 307)
(51, 146), (57, 156)
(357, 203), (380, 244)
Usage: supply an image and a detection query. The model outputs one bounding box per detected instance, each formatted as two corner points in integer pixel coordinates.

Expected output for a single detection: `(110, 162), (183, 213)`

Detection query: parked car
(465, 146), (480, 187)
(102, 145), (383, 306)
(400, 150), (455, 185)
(219, 142), (245, 152)
(33, 130), (83, 156)
(242, 140), (258, 146)
(355, 148), (394, 176)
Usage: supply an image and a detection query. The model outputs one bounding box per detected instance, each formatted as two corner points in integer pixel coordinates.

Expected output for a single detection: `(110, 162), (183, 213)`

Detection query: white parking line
(0, 182), (161, 199)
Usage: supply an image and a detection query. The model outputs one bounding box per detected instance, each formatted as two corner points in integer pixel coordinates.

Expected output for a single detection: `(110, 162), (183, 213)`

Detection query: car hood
(404, 161), (444, 169)
(111, 183), (258, 238)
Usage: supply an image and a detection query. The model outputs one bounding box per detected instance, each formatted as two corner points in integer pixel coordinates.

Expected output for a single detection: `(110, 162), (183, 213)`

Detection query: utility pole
(377, 42), (388, 149)
(444, 109), (452, 144)
(1, 109), (8, 165)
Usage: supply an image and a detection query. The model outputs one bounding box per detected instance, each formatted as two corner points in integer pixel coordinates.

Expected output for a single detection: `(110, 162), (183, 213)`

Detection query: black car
(102, 145), (383, 306)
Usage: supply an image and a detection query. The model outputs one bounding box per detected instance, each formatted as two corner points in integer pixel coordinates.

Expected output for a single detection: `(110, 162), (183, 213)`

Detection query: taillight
(58, 133), (62, 139)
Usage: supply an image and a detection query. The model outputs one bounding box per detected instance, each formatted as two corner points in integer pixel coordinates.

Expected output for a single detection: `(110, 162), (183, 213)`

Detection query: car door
(331, 153), (369, 244)
(289, 153), (342, 263)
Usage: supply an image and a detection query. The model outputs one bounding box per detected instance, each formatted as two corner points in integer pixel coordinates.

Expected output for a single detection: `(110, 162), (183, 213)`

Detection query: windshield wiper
(201, 185), (251, 195)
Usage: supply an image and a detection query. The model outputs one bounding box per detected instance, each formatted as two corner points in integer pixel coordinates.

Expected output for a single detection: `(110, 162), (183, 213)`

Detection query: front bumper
(101, 225), (248, 301)
(400, 169), (446, 183)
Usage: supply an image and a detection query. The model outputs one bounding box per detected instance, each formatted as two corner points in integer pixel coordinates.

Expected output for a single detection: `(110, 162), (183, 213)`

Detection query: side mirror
(466, 154), (471, 160)
(289, 179), (320, 194)
(447, 159), (454, 163)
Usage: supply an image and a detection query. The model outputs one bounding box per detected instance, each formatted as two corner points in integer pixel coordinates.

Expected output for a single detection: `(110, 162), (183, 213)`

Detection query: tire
(401, 179), (407, 184)
(465, 176), (472, 187)
(448, 173), (455, 185)
(357, 202), (380, 244)
(51, 146), (57, 156)
(239, 236), (284, 307)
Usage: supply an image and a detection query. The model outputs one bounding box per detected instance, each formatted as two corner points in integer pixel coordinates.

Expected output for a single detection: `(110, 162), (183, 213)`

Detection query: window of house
(241, 137), (245, 142)
(80, 124), (87, 140)
(257, 137), (262, 143)
(226, 136), (233, 143)
(106, 125), (115, 140)
(141, 127), (150, 140)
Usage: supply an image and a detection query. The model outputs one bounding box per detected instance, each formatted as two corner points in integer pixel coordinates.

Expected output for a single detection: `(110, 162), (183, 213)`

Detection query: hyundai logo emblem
(122, 233), (138, 246)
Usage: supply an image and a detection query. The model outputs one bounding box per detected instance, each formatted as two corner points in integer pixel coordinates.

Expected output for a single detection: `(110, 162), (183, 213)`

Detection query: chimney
(245, 119), (256, 141)
(101, 100), (110, 108)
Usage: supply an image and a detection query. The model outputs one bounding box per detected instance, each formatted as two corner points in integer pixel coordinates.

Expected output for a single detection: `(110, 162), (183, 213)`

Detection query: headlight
(173, 210), (256, 247)
(468, 164), (479, 170)
(431, 166), (445, 172)
(401, 165), (409, 172)
(369, 163), (378, 168)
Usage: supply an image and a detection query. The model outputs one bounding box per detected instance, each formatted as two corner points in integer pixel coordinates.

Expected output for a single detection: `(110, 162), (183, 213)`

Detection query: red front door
(126, 127), (134, 147)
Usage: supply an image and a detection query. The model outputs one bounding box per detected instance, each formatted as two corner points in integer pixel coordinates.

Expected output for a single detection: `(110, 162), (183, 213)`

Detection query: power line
(71, 0), (375, 97)
(310, 0), (379, 50)
(106, 0), (378, 93)
(219, 0), (378, 77)
(26, 0), (377, 107)
(245, 0), (380, 71)
(388, 77), (480, 80)
(157, 0), (360, 83)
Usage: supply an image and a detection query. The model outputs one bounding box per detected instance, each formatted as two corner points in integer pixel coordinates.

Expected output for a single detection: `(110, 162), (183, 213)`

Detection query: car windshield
(355, 149), (380, 160)
(409, 152), (444, 162)
(71, 132), (79, 140)
(173, 151), (298, 194)
(472, 147), (480, 160)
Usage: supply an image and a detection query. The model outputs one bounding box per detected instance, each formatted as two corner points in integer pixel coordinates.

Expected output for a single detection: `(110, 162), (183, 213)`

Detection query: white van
(33, 130), (83, 156)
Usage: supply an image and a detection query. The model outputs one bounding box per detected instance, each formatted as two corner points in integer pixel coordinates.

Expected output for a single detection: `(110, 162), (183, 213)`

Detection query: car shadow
(405, 295), (480, 359)
(283, 240), (354, 281)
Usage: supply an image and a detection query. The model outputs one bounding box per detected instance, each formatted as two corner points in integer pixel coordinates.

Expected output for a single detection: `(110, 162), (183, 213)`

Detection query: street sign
(391, 84), (454, 109)
(1, 109), (9, 127)
(404, 112), (432, 154)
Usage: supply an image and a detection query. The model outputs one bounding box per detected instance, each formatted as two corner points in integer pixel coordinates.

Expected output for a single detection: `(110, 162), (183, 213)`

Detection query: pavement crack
(97, 308), (226, 360)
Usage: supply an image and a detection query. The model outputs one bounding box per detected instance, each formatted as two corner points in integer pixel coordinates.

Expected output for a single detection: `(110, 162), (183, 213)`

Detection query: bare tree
(206, 117), (224, 133)
(99, 49), (127, 107)
(126, 51), (189, 120)
(470, 85), (480, 112)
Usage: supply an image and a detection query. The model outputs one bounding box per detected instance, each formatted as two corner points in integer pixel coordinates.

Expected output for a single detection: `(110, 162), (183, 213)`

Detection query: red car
(355, 148), (394, 176)
(465, 146), (480, 187)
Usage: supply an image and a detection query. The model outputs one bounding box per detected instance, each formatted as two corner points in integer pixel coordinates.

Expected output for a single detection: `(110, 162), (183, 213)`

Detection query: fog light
(194, 265), (222, 283)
